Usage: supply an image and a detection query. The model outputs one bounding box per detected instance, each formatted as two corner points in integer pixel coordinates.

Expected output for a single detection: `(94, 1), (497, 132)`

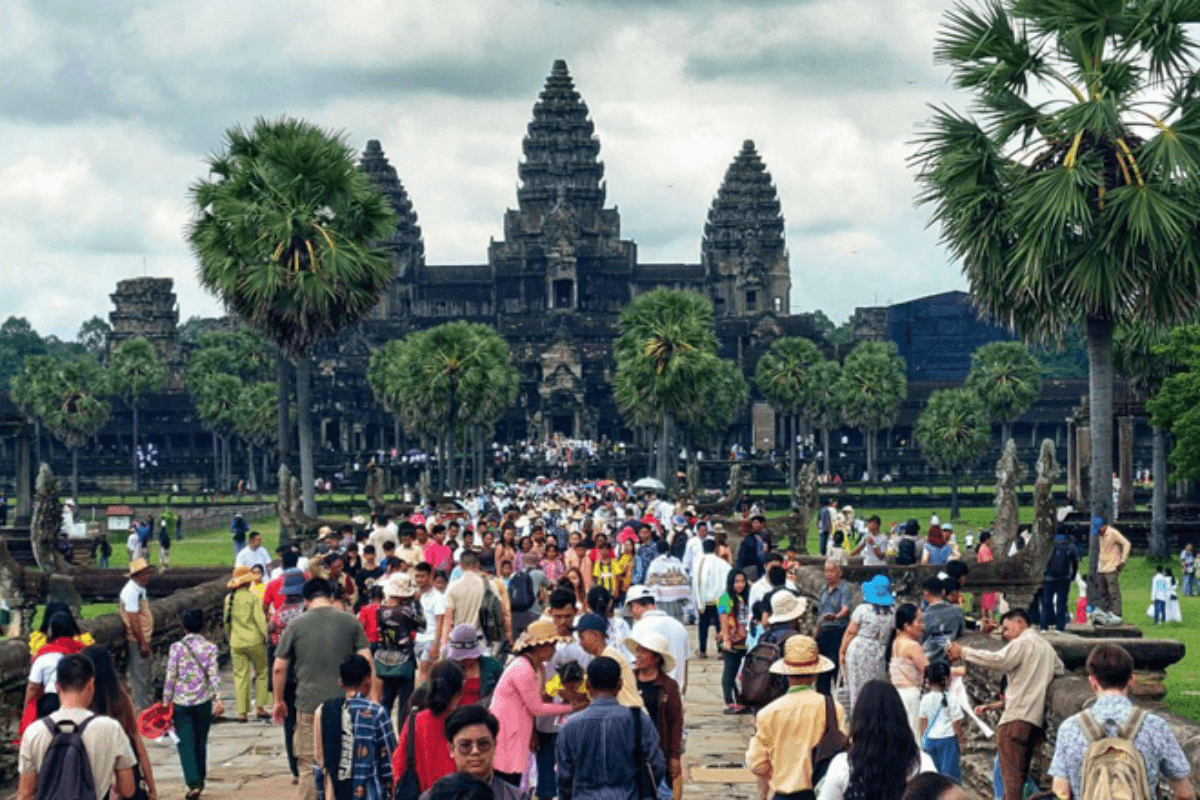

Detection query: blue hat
(1091, 516), (1105, 537)
(576, 613), (608, 635)
(862, 574), (895, 607)
(281, 568), (305, 597)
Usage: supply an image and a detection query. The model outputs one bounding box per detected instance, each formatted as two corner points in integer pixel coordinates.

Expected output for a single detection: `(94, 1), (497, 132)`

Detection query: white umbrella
(632, 477), (666, 493)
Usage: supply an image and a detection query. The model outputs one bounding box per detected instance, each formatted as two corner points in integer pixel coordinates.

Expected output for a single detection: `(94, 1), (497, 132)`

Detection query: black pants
(698, 604), (720, 654)
(722, 649), (744, 705)
(535, 731), (557, 799)
(379, 675), (413, 729)
(1040, 579), (1071, 632)
(775, 791), (816, 800)
(282, 681), (298, 777)
(815, 626), (846, 696)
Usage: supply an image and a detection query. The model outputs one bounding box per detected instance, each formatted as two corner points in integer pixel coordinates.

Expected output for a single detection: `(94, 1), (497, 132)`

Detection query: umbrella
(632, 477), (666, 493)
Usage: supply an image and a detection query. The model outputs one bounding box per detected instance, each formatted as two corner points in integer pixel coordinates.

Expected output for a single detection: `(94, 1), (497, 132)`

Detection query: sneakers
(1091, 609), (1124, 626)
(723, 704), (745, 715)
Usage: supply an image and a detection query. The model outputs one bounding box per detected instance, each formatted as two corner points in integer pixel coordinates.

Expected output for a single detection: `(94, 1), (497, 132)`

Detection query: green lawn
(99, 516), (283, 571)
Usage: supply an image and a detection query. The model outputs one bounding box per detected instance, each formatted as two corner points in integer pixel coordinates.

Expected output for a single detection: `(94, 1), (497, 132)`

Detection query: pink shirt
(489, 655), (566, 773)
(424, 541), (452, 572)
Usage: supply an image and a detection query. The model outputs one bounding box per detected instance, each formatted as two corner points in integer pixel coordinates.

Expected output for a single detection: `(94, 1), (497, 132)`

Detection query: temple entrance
(551, 414), (574, 436)
(553, 279), (574, 309)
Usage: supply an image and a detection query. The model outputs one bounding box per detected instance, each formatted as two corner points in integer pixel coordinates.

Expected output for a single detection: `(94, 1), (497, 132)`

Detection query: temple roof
(517, 60), (606, 215)
(635, 263), (706, 283)
(703, 140), (785, 260)
(360, 140), (425, 257)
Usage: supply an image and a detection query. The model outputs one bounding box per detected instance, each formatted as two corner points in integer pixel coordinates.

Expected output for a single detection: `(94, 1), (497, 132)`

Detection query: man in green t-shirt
(273, 578), (373, 800)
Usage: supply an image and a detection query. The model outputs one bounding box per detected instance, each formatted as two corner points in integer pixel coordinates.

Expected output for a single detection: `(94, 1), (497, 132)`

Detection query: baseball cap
(576, 613), (608, 634)
(624, 585), (656, 606)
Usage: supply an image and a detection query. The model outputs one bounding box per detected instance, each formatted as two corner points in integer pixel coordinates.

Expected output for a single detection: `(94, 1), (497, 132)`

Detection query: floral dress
(844, 603), (895, 716)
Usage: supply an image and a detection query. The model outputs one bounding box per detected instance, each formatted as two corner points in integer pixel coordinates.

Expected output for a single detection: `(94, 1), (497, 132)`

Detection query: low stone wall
(0, 576), (231, 787)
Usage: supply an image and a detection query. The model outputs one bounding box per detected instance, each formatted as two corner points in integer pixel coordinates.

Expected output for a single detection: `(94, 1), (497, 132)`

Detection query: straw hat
(624, 630), (676, 674)
(767, 592), (808, 624)
(227, 565), (256, 589)
(512, 619), (572, 654)
(768, 635), (835, 676)
(127, 558), (151, 577)
(384, 573), (417, 599)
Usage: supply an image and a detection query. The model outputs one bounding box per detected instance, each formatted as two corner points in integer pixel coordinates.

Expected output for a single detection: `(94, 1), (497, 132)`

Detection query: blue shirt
(632, 544), (658, 586)
(344, 695), (398, 800)
(556, 696), (665, 800)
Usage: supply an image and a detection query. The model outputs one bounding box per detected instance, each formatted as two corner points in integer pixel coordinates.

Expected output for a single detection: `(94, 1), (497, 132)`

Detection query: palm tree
(679, 356), (748, 487)
(106, 337), (165, 492)
(835, 341), (906, 482)
(914, 0), (1200, 543)
(613, 289), (720, 491)
(805, 359), (843, 478)
(755, 337), (824, 507)
(914, 388), (991, 519)
(234, 381), (280, 494)
(188, 117), (397, 515)
(965, 341), (1042, 447)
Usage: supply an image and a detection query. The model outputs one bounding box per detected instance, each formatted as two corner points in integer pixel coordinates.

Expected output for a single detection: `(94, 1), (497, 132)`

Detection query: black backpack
(1046, 539), (1074, 580)
(34, 715), (97, 800)
(896, 537), (917, 566)
(509, 570), (536, 613)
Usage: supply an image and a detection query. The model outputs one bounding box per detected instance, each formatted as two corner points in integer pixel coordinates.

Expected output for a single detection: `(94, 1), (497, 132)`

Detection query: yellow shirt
(745, 686), (845, 793)
(602, 646), (644, 709)
(1097, 526), (1131, 574)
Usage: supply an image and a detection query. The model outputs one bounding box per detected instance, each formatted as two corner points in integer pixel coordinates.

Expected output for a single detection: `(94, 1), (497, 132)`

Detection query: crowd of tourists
(12, 481), (1199, 800)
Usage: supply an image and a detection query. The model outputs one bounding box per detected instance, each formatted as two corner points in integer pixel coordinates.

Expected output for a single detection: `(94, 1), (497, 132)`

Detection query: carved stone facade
(107, 277), (186, 389)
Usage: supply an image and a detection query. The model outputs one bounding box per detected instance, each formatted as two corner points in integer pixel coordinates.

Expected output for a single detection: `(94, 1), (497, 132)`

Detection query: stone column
(1118, 415), (1134, 513)
(15, 429), (31, 522)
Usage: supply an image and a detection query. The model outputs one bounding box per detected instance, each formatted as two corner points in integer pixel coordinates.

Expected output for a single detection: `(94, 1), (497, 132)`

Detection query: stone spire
(517, 60), (605, 215)
(360, 139), (424, 266)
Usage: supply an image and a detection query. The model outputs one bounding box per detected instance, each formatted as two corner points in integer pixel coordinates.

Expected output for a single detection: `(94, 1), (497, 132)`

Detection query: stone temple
(325, 59), (818, 446)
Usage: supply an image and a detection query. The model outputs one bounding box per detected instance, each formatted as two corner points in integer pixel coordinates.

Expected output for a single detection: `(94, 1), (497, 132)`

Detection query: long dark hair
(725, 569), (748, 615)
(39, 601), (80, 637)
(82, 645), (139, 740)
(427, 659), (465, 715)
(845, 680), (920, 800)
(886, 603), (919, 669)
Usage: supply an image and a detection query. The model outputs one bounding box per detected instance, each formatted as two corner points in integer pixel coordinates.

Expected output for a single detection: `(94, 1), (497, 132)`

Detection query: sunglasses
(453, 738), (494, 755)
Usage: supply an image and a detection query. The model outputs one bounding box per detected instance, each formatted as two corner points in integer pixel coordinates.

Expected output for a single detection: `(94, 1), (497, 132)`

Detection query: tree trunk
(1085, 316), (1115, 593)
(262, 448), (270, 493)
(1151, 425), (1168, 559)
(295, 356), (317, 516)
(276, 356), (292, 470)
(131, 404), (140, 492)
(789, 413), (798, 509)
(446, 380), (458, 495)
(647, 428), (655, 477)
(247, 441), (257, 493)
(212, 431), (219, 489)
(33, 421), (42, 470)
(71, 446), (79, 500)
(864, 428), (876, 482)
(1001, 421), (1011, 452)
(951, 475), (960, 521)
(822, 426), (831, 477)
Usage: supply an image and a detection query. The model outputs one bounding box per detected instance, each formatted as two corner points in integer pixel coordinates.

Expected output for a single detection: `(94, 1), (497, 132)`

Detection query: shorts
(415, 640), (436, 662)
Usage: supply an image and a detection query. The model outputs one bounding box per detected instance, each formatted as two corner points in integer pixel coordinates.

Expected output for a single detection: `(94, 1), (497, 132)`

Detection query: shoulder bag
(394, 711), (420, 800)
(811, 693), (849, 784)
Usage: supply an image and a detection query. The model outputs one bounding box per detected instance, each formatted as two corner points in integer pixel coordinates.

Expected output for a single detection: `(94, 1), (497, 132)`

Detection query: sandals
(186, 789), (202, 800)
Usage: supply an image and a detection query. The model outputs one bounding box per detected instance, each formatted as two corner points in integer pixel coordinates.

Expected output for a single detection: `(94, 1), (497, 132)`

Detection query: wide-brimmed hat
(862, 574), (895, 606)
(384, 574), (417, 599)
(281, 568), (305, 597)
(769, 635), (835, 675)
(767, 592), (808, 624)
(227, 565), (256, 589)
(512, 619), (572, 654)
(624, 630), (676, 674)
(127, 558), (151, 577)
(442, 624), (485, 661)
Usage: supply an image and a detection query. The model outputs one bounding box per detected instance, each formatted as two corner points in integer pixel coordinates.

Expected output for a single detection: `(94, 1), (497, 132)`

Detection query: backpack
(1046, 539), (1074, 580)
(478, 575), (506, 645)
(1077, 708), (1152, 800)
(896, 537), (917, 566)
(738, 631), (794, 708)
(508, 570), (536, 613)
(34, 715), (97, 800)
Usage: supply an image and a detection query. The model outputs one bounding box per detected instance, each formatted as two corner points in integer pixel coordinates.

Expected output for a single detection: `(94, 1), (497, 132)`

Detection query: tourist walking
(1181, 543), (1195, 597)
(491, 620), (576, 785)
(947, 609), (1063, 800)
(442, 624), (504, 707)
(162, 607), (223, 799)
(394, 660), (465, 793)
(419, 705), (524, 800)
(917, 662), (963, 781)
(269, 568), (305, 782)
(1041, 527), (1080, 632)
(586, 586), (633, 663)
(17, 654), (138, 800)
(375, 574), (424, 722)
(888, 603), (928, 741)
(920, 523), (956, 566)
(919, 579), (963, 666)
(976, 531), (998, 622)
(817, 561), (853, 696)
(314, 654), (397, 800)
(555, 656), (665, 800)
(158, 522), (172, 568)
(839, 574), (895, 716)
(273, 578), (373, 800)
(231, 513), (249, 557)
(19, 613), (87, 736)
(692, 539), (731, 659)
(120, 558), (154, 712)
(1094, 515), (1131, 620)
(818, 680), (936, 800)
(626, 586), (689, 692)
(627, 630), (683, 799)
(574, 613), (643, 708)
(819, 497), (838, 556)
(745, 635), (843, 800)
(1047, 643), (1194, 800)
(226, 565), (270, 722)
(1152, 567), (1171, 624)
(718, 569), (750, 713)
(83, 644), (158, 800)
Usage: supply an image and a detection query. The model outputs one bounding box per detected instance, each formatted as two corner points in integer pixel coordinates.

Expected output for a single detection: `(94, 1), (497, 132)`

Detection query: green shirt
(276, 606), (370, 713)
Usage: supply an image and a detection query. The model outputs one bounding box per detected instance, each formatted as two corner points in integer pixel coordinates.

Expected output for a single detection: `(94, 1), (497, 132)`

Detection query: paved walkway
(144, 626), (760, 800)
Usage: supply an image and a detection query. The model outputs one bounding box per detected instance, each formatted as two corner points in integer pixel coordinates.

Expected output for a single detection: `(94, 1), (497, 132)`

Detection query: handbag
(811, 694), (849, 785)
(833, 669), (850, 712)
(630, 707), (662, 800)
(394, 712), (420, 800)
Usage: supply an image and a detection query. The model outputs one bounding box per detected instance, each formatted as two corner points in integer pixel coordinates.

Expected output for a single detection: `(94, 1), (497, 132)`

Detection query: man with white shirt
(851, 516), (889, 566)
(414, 561), (446, 682)
(682, 522), (708, 581)
(235, 531), (273, 572)
(368, 514), (399, 554)
(626, 585), (688, 692)
(693, 539), (731, 658)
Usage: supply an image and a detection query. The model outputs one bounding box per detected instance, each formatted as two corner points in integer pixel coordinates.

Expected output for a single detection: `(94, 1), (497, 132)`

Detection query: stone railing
(0, 576), (231, 787)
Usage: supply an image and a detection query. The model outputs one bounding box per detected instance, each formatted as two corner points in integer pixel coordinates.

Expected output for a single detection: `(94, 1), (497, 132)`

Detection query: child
(358, 585), (384, 646)
(919, 661), (964, 781)
(1151, 566), (1171, 624)
(592, 547), (618, 595)
(313, 654), (396, 800)
(1165, 568), (1183, 623)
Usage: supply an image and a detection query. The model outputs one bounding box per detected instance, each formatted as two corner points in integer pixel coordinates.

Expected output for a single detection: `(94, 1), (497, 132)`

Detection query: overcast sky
(0, 0), (970, 339)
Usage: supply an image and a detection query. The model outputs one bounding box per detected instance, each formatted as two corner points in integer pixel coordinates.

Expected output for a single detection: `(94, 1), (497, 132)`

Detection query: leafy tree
(234, 381), (280, 493)
(12, 354), (110, 498)
(755, 337), (824, 507)
(680, 356), (747, 479)
(835, 341), (906, 482)
(914, 388), (991, 519)
(1033, 325), (1088, 379)
(106, 337), (166, 492)
(613, 289), (720, 491)
(188, 116), (397, 514)
(914, 0), (1200, 547)
(76, 316), (111, 358)
(965, 341), (1042, 446)
(187, 346), (242, 492)
(1146, 327), (1200, 558)
(178, 316), (207, 345)
(805, 359), (843, 478)
(0, 317), (46, 390)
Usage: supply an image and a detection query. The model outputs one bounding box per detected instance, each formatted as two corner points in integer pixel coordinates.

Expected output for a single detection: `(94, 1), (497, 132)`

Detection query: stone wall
(0, 576), (231, 786)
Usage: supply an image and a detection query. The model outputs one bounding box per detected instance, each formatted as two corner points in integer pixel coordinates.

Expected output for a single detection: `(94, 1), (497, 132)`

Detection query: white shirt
(631, 609), (689, 692)
(417, 588), (446, 646)
(817, 751), (937, 800)
(1152, 573), (1172, 603)
(119, 579), (146, 614)
(693, 553), (731, 606)
(125, 533), (140, 553)
(748, 575), (799, 612)
(682, 534), (705, 577)
(235, 546), (272, 572)
(270, 556), (308, 580)
(29, 652), (65, 693)
(919, 690), (963, 740)
(861, 533), (889, 566)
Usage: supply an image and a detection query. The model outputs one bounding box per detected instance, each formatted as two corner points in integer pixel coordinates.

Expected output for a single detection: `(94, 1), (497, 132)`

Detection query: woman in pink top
(489, 620), (573, 784)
